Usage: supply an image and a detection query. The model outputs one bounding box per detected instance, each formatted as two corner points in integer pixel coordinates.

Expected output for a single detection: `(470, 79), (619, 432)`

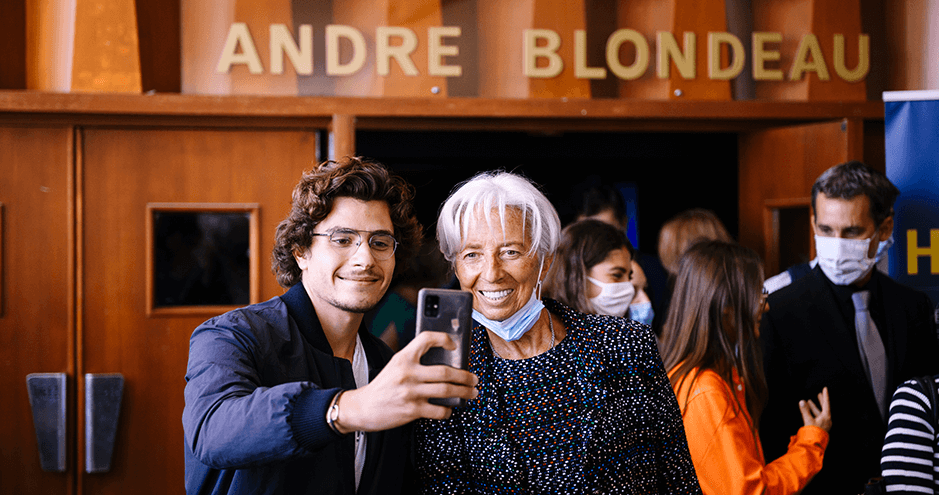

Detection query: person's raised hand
(798, 386), (832, 432)
(332, 330), (478, 434)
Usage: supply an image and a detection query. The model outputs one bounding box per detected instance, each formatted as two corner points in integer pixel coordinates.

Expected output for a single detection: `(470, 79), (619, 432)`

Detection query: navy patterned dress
(415, 299), (701, 494)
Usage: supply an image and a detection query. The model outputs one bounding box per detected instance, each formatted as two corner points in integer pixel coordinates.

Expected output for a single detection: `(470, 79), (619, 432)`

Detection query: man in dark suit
(759, 161), (939, 495)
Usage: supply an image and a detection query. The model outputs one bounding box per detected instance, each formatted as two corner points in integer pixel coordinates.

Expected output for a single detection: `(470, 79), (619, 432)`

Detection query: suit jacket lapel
(807, 269), (870, 381)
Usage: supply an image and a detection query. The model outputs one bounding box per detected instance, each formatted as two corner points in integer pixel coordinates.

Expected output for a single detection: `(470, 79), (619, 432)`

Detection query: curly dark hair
(271, 156), (423, 288)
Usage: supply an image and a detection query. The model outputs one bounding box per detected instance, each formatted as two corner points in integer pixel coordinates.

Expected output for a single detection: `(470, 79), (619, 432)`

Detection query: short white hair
(436, 171), (561, 263)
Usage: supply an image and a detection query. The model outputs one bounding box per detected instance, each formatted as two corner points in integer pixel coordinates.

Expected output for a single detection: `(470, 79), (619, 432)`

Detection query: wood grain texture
(79, 127), (317, 494)
(0, 91), (884, 122)
(738, 120), (852, 273)
(0, 125), (75, 494)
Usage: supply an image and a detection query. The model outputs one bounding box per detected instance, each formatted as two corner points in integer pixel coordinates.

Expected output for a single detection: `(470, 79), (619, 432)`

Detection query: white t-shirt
(351, 335), (368, 492)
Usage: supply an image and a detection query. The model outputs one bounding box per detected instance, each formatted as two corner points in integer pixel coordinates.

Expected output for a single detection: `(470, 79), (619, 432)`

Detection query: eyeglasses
(311, 228), (398, 260)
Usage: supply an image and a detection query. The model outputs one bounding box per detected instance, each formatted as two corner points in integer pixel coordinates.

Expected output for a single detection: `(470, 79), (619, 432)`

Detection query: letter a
(217, 23), (264, 74)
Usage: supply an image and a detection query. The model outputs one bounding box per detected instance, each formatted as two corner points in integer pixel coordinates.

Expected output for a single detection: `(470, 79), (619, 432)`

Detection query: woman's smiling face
(454, 208), (547, 322)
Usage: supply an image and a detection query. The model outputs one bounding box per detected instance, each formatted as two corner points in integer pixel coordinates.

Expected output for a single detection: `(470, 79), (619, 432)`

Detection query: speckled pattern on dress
(415, 298), (702, 495)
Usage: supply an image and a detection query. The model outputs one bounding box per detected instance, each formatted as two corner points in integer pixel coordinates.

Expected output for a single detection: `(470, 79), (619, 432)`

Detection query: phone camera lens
(425, 295), (440, 317)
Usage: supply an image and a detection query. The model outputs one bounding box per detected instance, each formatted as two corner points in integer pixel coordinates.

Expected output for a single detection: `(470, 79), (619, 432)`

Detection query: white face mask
(814, 235), (876, 285)
(587, 277), (635, 317)
(874, 237), (893, 263)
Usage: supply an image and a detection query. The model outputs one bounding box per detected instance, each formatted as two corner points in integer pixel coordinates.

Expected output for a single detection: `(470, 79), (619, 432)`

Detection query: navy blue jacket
(760, 267), (939, 494)
(183, 283), (410, 494)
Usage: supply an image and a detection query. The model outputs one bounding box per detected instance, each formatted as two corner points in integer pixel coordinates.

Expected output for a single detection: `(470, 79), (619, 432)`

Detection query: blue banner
(884, 91), (939, 324)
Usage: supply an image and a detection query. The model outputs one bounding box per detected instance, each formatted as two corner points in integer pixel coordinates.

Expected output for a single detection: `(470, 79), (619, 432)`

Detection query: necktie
(852, 290), (888, 419)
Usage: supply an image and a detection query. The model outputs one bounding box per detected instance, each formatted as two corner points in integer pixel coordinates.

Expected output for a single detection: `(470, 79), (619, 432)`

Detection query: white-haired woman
(415, 171), (702, 494)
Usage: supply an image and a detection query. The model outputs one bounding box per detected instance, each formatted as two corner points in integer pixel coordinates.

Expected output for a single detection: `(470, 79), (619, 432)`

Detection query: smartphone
(416, 288), (473, 407)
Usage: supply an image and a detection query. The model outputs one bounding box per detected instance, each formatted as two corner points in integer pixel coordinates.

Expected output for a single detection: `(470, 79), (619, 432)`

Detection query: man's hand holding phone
(330, 330), (478, 433)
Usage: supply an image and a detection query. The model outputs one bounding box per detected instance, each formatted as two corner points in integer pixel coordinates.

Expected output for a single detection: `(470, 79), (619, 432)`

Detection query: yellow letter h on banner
(906, 229), (939, 274)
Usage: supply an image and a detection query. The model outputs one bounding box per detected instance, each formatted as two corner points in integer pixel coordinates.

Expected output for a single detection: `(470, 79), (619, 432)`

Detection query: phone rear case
(416, 288), (473, 407)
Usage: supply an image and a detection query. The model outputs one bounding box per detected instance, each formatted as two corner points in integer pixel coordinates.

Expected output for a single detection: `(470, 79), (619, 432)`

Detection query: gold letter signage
(215, 24), (870, 84)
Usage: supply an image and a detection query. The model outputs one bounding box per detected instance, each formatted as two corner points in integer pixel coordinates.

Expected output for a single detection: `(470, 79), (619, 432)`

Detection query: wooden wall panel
(332, 0), (447, 97)
(180, 0), (234, 93)
(135, 0), (181, 93)
(752, 0), (867, 101)
(0, 0), (27, 89)
(0, 126), (74, 494)
(615, 0), (671, 99)
(478, 0), (592, 98)
(668, 0), (732, 100)
(230, 0), (297, 95)
(738, 120), (853, 274)
(79, 127), (318, 494)
(71, 0), (142, 92)
(616, 0), (733, 100)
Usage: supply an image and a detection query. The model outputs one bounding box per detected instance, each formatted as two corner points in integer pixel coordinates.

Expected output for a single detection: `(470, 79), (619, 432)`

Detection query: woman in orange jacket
(659, 241), (832, 495)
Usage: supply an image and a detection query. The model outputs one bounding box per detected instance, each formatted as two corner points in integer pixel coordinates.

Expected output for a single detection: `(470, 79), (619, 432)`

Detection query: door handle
(26, 373), (68, 473)
(85, 373), (124, 473)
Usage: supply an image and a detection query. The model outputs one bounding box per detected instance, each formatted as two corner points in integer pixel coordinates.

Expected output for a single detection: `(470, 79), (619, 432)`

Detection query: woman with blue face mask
(545, 219), (654, 325)
(414, 171), (701, 494)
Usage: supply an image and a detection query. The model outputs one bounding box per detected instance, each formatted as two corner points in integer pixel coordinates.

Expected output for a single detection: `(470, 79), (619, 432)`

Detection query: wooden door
(738, 119), (864, 275)
(79, 127), (318, 493)
(0, 126), (75, 494)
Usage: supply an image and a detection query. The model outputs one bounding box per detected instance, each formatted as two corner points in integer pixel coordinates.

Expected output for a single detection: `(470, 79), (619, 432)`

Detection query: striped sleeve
(880, 376), (939, 494)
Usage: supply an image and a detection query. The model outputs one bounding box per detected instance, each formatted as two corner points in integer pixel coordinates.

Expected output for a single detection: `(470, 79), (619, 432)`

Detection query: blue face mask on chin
(472, 257), (546, 342)
(472, 292), (545, 342)
(627, 301), (654, 326)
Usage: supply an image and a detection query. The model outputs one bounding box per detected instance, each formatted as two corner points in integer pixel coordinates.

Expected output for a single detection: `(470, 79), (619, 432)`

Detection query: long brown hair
(544, 219), (634, 313)
(660, 240), (768, 430)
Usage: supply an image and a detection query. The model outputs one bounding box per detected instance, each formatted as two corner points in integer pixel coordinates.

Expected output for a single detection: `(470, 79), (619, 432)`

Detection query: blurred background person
(660, 240), (832, 495)
(657, 208), (733, 277)
(655, 208), (733, 336)
(544, 219), (653, 325)
(415, 171), (701, 494)
(574, 182), (669, 333)
(365, 236), (451, 351)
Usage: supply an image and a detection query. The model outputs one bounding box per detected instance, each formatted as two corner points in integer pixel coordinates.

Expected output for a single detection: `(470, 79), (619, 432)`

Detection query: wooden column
(26, 0), (142, 92)
(26, 0), (75, 91)
(330, 114), (356, 160)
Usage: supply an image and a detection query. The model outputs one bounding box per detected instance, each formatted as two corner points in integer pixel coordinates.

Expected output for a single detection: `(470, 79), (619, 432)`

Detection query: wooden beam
(330, 113), (356, 159)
